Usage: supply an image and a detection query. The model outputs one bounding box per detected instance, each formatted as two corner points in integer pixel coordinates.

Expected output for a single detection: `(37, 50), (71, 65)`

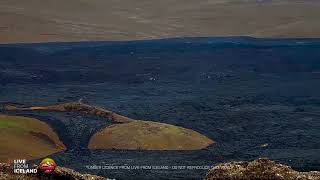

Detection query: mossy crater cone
(88, 120), (214, 150)
(0, 115), (66, 162)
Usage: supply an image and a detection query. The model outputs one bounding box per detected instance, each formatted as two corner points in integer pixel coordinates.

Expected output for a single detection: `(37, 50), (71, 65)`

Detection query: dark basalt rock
(205, 158), (320, 180)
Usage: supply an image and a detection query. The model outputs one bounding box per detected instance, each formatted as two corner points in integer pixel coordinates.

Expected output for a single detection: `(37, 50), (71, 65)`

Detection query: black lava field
(0, 37), (319, 179)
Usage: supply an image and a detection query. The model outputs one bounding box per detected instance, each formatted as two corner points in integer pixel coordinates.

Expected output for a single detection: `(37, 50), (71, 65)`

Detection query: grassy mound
(0, 115), (66, 162)
(2, 102), (214, 150)
(88, 120), (214, 150)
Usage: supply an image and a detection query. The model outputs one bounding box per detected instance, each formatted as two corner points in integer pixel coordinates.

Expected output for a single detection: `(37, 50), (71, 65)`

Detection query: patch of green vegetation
(0, 120), (24, 129)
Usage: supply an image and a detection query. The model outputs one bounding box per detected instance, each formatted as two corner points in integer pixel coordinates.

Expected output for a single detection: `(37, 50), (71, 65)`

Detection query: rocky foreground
(205, 158), (320, 180)
(0, 163), (108, 180)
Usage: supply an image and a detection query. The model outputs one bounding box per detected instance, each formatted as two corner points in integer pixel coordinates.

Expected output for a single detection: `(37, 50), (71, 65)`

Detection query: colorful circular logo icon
(39, 158), (57, 174)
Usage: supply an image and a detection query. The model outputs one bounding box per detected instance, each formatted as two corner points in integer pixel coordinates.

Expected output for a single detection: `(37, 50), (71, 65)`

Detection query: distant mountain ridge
(1, 0), (320, 43)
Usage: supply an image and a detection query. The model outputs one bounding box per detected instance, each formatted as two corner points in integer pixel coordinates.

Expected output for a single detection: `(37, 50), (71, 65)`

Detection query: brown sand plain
(0, 0), (320, 43)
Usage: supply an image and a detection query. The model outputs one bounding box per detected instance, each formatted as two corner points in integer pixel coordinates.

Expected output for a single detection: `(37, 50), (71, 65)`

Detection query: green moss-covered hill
(89, 120), (214, 150)
(0, 115), (66, 162)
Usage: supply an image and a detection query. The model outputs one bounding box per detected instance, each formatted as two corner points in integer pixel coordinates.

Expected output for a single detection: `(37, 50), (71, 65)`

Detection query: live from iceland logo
(38, 158), (57, 173)
(13, 158), (57, 174)
(13, 159), (37, 174)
